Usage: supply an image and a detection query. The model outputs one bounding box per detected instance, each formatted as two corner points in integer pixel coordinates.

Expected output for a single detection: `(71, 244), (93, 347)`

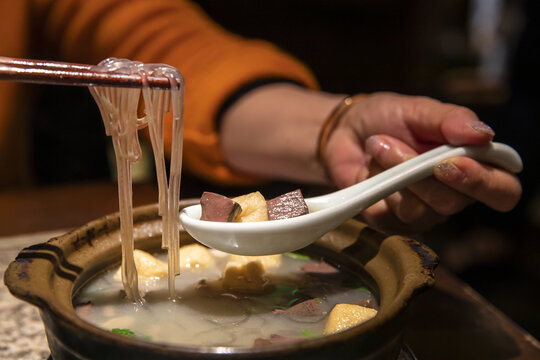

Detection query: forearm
(220, 83), (345, 184)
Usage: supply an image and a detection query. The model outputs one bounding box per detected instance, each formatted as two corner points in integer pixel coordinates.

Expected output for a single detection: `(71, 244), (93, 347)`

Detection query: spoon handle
(308, 142), (522, 216)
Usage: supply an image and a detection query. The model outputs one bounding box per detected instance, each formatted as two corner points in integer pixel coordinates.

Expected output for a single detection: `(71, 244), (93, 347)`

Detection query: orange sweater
(0, 0), (318, 187)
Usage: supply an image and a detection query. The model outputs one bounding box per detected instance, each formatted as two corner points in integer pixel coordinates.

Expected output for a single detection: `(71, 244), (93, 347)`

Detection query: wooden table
(1, 181), (539, 359)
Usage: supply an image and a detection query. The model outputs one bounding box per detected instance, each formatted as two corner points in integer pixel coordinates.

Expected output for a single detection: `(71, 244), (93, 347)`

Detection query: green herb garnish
(112, 328), (135, 337)
(341, 278), (370, 292)
(301, 329), (317, 338)
(111, 328), (152, 341)
(286, 297), (301, 308)
(283, 252), (311, 261)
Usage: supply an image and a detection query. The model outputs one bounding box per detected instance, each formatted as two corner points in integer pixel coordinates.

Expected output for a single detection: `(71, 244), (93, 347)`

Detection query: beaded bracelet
(316, 94), (365, 177)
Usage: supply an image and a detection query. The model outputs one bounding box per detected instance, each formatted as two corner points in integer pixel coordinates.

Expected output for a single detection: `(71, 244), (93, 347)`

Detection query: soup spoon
(180, 142), (522, 256)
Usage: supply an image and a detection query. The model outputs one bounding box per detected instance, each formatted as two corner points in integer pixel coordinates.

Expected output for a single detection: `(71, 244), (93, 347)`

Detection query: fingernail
(435, 160), (464, 182)
(471, 121), (495, 136)
(366, 135), (390, 157)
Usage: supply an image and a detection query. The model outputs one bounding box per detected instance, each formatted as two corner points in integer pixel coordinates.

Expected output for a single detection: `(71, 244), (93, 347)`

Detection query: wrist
(220, 83), (345, 184)
(317, 94), (366, 181)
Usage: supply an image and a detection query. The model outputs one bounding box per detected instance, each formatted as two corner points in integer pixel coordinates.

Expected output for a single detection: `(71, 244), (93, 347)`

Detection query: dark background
(28, 0), (540, 339)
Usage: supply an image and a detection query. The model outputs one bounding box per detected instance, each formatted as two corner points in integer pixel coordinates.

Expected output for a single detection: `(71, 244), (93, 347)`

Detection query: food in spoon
(200, 192), (242, 222)
(199, 189), (309, 222)
(267, 189), (309, 220)
(233, 191), (269, 222)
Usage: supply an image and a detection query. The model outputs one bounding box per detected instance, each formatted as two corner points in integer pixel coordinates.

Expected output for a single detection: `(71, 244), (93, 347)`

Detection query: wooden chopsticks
(0, 56), (174, 89)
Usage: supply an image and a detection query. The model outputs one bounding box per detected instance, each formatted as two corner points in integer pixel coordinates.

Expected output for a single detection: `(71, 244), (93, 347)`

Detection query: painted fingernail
(435, 160), (464, 182)
(471, 121), (495, 136)
(365, 135), (390, 157)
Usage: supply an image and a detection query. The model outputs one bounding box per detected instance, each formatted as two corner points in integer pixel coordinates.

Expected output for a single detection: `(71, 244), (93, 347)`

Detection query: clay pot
(4, 200), (438, 360)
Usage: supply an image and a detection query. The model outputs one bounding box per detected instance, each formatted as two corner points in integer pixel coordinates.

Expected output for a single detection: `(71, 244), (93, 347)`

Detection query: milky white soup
(74, 246), (377, 348)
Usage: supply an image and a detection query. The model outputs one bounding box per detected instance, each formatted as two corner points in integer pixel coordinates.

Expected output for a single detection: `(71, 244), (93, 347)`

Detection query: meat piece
(253, 334), (304, 347)
(273, 299), (326, 323)
(200, 192), (242, 222)
(301, 261), (339, 275)
(266, 189), (309, 220)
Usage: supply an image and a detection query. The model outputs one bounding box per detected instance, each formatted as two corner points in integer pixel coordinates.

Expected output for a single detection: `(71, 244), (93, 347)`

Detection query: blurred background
(20, 0), (540, 339)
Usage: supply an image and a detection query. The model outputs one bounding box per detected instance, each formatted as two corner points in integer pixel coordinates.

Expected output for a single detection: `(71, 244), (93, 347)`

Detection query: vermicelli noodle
(89, 58), (184, 303)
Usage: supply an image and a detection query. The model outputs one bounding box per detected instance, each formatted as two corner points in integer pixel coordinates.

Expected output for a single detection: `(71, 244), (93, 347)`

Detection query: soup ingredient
(266, 189), (309, 220)
(301, 261), (339, 275)
(221, 254), (281, 293)
(229, 254), (281, 269)
(274, 298), (327, 323)
(283, 252), (311, 261)
(113, 246), (215, 281)
(75, 246), (377, 348)
(200, 192), (242, 222)
(112, 328), (135, 337)
(253, 334), (304, 347)
(323, 304), (378, 335)
(179, 243), (215, 270)
(112, 328), (152, 341)
(232, 191), (268, 222)
(114, 250), (168, 280)
(222, 261), (271, 294)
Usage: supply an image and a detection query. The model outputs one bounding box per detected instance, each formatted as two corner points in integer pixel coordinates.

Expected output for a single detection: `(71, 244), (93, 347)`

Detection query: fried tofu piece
(114, 249), (168, 281)
(179, 243), (215, 270)
(222, 261), (271, 294)
(229, 254), (281, 270)
(233, 191), (268, 222)
(323, 304), (377, 335)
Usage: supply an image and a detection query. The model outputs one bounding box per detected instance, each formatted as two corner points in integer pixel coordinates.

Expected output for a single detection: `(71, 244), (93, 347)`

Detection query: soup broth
(74, 247), (377, 348)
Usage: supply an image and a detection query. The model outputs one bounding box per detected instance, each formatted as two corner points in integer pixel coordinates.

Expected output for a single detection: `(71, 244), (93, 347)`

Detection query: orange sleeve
(32, 0), (319, 184)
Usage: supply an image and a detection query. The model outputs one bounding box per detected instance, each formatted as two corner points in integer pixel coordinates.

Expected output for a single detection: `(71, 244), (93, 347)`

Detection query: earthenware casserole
(4, 200), (438, 360)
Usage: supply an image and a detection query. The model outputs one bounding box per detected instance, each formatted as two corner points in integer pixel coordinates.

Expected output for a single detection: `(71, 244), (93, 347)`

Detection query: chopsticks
(0, 56), (174, 89)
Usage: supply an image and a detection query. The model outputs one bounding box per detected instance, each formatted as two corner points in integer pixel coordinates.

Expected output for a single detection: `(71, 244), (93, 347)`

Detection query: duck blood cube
(200, 192), (242, 222)
(266, 189), (308, 220)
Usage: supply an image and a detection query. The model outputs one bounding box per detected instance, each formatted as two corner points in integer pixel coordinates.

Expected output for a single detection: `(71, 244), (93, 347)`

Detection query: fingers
(367, 134), (522, 213)
(408, 96), (495, 146)
(360, 198), (448, 235)
(434, 157), (522, 212)
(353, 93), (495, 150)
(326, 127), (368, 188)
(366, 135), (475, 215)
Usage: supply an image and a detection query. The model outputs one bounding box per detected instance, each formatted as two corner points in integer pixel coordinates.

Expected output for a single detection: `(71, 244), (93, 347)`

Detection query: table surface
(1, 181), (539, 360)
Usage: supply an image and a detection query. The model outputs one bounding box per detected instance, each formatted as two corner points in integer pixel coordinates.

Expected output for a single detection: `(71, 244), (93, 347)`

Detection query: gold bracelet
(317, 94), (365, 176)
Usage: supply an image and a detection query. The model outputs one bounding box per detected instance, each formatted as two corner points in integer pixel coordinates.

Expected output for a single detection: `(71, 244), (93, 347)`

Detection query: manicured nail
(471, 121), (495, 136)
(365, 135), (390, 157)
(435, 160), (464, 182)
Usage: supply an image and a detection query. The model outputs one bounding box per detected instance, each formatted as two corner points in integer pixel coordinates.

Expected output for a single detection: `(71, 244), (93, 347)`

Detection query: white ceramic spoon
(180, 142), (522, 255)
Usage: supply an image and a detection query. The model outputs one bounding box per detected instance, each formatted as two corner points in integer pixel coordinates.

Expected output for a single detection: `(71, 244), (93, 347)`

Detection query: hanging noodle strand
(89, 58), (184, 303)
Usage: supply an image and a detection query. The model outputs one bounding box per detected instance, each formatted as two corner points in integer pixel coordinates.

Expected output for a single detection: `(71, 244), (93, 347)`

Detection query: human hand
(323, 92), (522, 234)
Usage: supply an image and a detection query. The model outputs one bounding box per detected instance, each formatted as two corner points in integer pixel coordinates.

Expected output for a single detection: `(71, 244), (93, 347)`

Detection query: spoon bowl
(180, 142), (522, 255)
